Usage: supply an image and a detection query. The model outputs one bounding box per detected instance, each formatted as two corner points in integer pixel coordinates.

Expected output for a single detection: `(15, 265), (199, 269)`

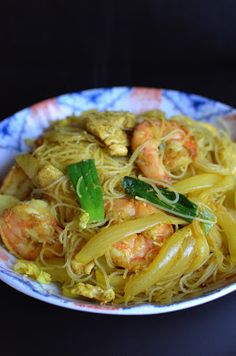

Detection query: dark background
(1, 1), (236, 355)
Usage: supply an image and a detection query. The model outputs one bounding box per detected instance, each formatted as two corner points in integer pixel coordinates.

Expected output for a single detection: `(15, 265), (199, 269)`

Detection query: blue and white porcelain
(1, 87), (236, 315)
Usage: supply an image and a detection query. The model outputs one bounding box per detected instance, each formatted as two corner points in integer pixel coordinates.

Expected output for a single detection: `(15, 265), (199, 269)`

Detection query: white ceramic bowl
(1, 87), (236, 315)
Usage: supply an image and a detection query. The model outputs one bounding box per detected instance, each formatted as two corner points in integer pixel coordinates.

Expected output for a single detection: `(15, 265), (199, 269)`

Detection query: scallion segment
(122, 176), (216, 229)
(66, 159), (104, 223)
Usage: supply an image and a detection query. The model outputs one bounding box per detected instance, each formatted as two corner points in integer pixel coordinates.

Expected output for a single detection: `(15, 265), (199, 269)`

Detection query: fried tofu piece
(84, 111), (136, 156)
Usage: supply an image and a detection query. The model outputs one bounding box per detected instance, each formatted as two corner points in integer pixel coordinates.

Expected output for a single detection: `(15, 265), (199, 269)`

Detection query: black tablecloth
(1, 1), (236, 355)
(1, 281), (236, 356)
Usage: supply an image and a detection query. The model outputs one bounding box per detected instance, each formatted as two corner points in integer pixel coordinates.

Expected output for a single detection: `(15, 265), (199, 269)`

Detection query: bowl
(1, 86), (236, 315)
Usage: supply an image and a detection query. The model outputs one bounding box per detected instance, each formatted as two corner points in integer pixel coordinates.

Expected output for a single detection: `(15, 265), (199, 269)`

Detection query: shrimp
(0, 199), (63, 260)
(105, 199), (174, 271)
(132, 119), (197, 181)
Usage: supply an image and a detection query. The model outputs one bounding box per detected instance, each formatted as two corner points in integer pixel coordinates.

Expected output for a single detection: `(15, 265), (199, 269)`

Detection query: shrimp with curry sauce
(132, 116), (197, 181)
(0, 199), (63, 260)
(105, 199), (174, 272)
